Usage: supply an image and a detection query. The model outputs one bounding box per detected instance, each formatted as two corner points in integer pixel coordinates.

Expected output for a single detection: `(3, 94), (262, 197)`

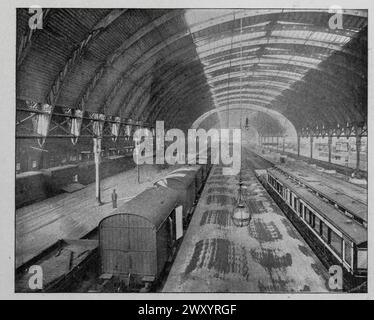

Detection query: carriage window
(304, 208), (309, 222)
(16, 163), (21, 171)
(32, 160), (37, 168)
(299, 202), (303, 216)
(321, 222), (329, 242)
(314, 215), (321, 233)
(309, 211), (315, 227)
(344, 240), (352, 266)
(357, 249), (367, 270)
(330, 230), (343, 257)
(293, 197), (298, 211)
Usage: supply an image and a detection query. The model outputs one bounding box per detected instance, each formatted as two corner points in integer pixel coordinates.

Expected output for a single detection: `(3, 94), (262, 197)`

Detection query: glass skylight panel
(277, 20), (313, 26)
(213, 80), (291, 91)
(195, 32), (266, 54)
(207, 70), (304, 83)
(216, 94), (276, 102)
(184, 8), (357, 110)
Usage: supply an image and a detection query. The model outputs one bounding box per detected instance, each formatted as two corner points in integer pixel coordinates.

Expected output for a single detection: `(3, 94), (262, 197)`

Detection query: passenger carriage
(266, 167), (367, 277)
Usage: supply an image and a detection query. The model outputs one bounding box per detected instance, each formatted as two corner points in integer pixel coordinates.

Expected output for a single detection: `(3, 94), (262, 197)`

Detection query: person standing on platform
(112, 189), (118, 209)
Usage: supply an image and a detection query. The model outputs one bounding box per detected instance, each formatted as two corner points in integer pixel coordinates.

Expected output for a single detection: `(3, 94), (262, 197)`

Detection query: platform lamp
(245, 117), (250, 130)
(124, 119), (133, 141)
(71, 109), (83, 145)
(111, 116), (121, 143)
(231, 171), (251, 227)
(29, 102), (53, 148)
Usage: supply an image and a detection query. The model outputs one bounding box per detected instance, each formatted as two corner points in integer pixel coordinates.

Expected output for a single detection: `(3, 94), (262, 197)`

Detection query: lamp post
(92, 113), (105, 205)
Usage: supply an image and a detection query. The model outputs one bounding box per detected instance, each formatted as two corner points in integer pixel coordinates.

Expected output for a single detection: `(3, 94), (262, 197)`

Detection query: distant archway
(191, 104), (297, 138)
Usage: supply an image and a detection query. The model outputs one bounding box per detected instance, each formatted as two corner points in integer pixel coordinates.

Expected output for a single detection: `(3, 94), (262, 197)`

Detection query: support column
(282, 136), (285, 153)
(328, 134), (332, 163)
(310, 135), (314, 159)
(93, 138), (103, 205)
(356, 132), (362, 172)
(276, 136), (279, 152)
(297, 135), (300, 157)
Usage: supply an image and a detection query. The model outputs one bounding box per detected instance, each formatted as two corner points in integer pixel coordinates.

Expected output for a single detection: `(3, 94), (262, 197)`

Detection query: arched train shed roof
(16, 8), (367, 135)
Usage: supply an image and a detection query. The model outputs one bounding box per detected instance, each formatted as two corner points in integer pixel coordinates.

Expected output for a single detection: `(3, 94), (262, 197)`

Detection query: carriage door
(175, 205), (183, 240)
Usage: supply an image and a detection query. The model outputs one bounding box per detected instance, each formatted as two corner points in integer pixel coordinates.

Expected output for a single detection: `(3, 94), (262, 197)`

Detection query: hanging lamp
(231, 171), (251, 227)
(231, 16), (251, 228)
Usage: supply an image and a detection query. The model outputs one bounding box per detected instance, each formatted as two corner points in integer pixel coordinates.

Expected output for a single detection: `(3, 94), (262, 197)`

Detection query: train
(97, 162), (211, 291)
(266, 167), (367, 281)
(16, 154), (135, 208)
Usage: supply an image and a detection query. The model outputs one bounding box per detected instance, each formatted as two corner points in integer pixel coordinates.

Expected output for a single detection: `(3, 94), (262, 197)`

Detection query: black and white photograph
(0, 0), (372, 301)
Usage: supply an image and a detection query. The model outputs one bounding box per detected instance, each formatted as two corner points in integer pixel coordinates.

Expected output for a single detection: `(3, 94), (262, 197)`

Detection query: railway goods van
(99, 185), (183, 285)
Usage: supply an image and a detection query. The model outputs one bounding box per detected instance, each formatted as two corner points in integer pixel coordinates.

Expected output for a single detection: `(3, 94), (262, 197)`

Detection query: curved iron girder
(214, 82), (291, 93)
(196, 36), (362, 60)
(138, 63), (207, 119)
(75, 9), (184, 111)
(129, 58), (209, 117)
(157, 89), (212, 129)
(99, 16), (364, 118)
(208, 66), (361, 104)
(214, 92), (276, 102)
(196, 21), (359, 43)
(275, 92), (362, 128)
(130, 63), (207, 122)
(211, 75), (360, 102)
(205, 64), (357, 95)
(106, 34), (360, 120)
(115, 46), (200, 118)
(156, 87), (213, 126)
(209, 61), (365, 93)
(214, 90), (280, 100)
(218, 85), (348, 126)
(188, 103), (295, 133)
(206, 44), (366, 75)
(215, 89), (356, 125)
(187, 9), (366, 35)
(151, 79), (213, 123)
(204, 54), (365, 81)
(46, 9), (127, 106)
(65, 9), (366, 126)
(102, 30), (192, 114)
(212, 72), (362, 114)
(277, 71), (365, 121)
(146, 74), (210, 123)
(116, 44), (361, 124)
(161, 75), (343, 130)
(213, 72), (360, 105)
(218, 95), (339, 127)
(150, 68), (352, 130)
(112, 26), (364, 118)
(165, 90), (215, 128)
(129, 65), (206, 121)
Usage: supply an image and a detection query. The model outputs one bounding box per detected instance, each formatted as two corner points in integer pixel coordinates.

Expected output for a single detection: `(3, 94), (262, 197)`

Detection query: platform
(162, 149), (330, 292)
(16, 164), (178, 268)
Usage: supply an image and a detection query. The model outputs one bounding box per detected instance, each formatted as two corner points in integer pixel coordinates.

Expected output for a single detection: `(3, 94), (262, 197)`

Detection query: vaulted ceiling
(16, 8), (367, 135)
